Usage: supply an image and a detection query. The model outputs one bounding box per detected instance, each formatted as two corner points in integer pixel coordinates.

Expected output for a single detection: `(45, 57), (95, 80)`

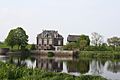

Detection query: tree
(107, 37), (120, 47)
(30, 44), (36, 50)
(5, 27), (28, 50)
(5, 29), (16, 49)
(77, 35), (90, 50)
(91, 32), (103, 46)
(14, 27), (28, 50)
(63, 42), (77, 50)
(78, 40), (88, 50)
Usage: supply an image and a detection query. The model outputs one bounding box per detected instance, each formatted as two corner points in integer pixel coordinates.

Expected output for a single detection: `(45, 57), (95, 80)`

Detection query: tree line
(1, 27), (120, 51)
(64, 32), (120, 51)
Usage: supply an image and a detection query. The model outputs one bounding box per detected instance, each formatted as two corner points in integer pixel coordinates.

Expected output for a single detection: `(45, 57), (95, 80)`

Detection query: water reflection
(0, 55), (120, 80)
(107, 61), (120, 73)
(36, 58), (63, 72)
(88, 60), (104, 75)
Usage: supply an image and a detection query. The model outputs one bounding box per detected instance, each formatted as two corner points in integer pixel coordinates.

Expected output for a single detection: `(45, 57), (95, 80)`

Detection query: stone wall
(32, 50), (78, 58)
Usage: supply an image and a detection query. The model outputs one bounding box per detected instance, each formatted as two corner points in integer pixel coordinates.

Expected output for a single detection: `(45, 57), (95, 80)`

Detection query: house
(37, 30), (63, 51)
(67, 35), (80, 43)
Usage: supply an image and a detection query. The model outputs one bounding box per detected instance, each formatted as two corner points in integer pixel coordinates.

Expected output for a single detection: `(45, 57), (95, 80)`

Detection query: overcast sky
(0, 0), (120, 44)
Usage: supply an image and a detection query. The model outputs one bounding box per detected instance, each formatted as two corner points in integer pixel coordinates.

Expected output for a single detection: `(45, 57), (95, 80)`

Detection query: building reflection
(35, 57), (90, 74)
(36, 57), (63, 72)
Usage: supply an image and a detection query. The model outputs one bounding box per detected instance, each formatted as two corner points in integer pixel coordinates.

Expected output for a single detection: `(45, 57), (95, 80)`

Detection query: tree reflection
(36, 58), (63, 72)
(88, 60), (104, 75)
(67, 59), (89, 74)
(107, 61), (120, 73)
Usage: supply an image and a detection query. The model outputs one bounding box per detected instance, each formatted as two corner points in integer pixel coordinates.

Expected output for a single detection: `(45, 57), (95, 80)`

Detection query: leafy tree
(91, 32), (103, 46)
(0, 41), (3, 44)
(30, 44), (36, 50)
(5, 27), (28, 50)
(5, 29), (16, 49)
(14, 27), (28, 50)
(107, 37), (120, 47)
(79, 35), (90, 46)
(63, 42), (77, 50)
(77, 35), (90, 50)
(78, 40), (87, 50)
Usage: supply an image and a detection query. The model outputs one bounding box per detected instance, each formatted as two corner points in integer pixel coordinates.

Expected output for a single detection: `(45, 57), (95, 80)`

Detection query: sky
(0, 0), (120, 44)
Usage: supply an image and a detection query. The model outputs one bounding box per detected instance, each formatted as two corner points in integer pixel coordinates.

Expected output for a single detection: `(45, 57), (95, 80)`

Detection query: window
(39, 39), (42, 45)
(44, 39), (47, 44)
(49, 39), (52, 45)
(58, 40), (61, 45)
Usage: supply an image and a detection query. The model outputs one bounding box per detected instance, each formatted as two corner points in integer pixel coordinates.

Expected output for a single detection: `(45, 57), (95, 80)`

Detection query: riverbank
(0, 61), (106, 80)
(79, 51), (120, 59)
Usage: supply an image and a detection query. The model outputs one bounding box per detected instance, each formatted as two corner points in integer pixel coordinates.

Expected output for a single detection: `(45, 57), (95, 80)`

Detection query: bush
(47, 52), (55, 57)
(30, 44), (36, 50)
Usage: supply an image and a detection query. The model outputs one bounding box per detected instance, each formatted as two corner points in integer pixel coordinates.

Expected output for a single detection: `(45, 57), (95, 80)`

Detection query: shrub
(47, 52), (55, 57)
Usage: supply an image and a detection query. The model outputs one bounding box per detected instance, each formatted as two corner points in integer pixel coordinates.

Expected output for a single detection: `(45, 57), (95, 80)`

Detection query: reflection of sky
(85, 60), (120, 80)
(0, 55), (8, 63)
(25, 60), (36, 68)
(102, 61), (120, 80)
(62, 61), (68, 73)
(61, 60), (120, 80)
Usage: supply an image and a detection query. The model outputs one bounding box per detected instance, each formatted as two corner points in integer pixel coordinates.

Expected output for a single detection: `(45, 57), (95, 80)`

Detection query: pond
(0, 55), (120, 80)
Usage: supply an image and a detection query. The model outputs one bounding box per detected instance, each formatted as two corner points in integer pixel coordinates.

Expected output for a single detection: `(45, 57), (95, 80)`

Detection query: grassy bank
(79, 51), (120, 59)
(0, 62), (106, 80)
(0, 43), (34, 51)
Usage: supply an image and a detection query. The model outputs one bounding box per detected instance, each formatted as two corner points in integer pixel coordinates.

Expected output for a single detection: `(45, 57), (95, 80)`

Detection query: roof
(67, 35), (80, 42)
(37, 30), (63, 39)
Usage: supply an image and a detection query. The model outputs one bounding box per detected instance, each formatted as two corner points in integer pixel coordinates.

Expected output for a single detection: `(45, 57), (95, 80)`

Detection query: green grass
(0, 43), (34, 51)
(79, 51), (120, 59)
(0, 61), (106, 80)
(0, 43), (10, 48)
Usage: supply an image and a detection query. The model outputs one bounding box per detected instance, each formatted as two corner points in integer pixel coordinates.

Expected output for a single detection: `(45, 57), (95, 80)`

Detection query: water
(0, 55), (120, 80)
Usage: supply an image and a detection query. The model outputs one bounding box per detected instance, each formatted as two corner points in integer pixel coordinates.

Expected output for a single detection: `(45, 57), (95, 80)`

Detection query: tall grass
(0, 61), (106, 80)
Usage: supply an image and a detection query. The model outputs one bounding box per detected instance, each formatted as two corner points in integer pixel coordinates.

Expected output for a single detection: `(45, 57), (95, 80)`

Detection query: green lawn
(0, 43), (33, 51)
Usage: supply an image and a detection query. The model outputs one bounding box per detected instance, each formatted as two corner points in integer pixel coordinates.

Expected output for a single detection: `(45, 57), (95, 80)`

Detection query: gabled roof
(67, 35), (80, 42)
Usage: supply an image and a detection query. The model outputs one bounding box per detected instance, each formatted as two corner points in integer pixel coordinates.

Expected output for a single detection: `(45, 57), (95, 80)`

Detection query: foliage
(85, 45), (108, 51)
(14, 27), (28, 50)
(63, 42), (77, 50)
(5, 29), (16, 49)
(5, 27), (28, 50)
(47, 52), (55, 57)
(79, 51), (120, 59)
(64, 34), (90, 50)
(30, 44), (36, 50)
(0, 41), (3, 44)
(77, 35), (90, 50)
(0, 43), (10, 48)
(91, 32), (103, 46)
(107, 36), (120, 47)
(78, 35), (90, 46)
(0, 61), (106, 80)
